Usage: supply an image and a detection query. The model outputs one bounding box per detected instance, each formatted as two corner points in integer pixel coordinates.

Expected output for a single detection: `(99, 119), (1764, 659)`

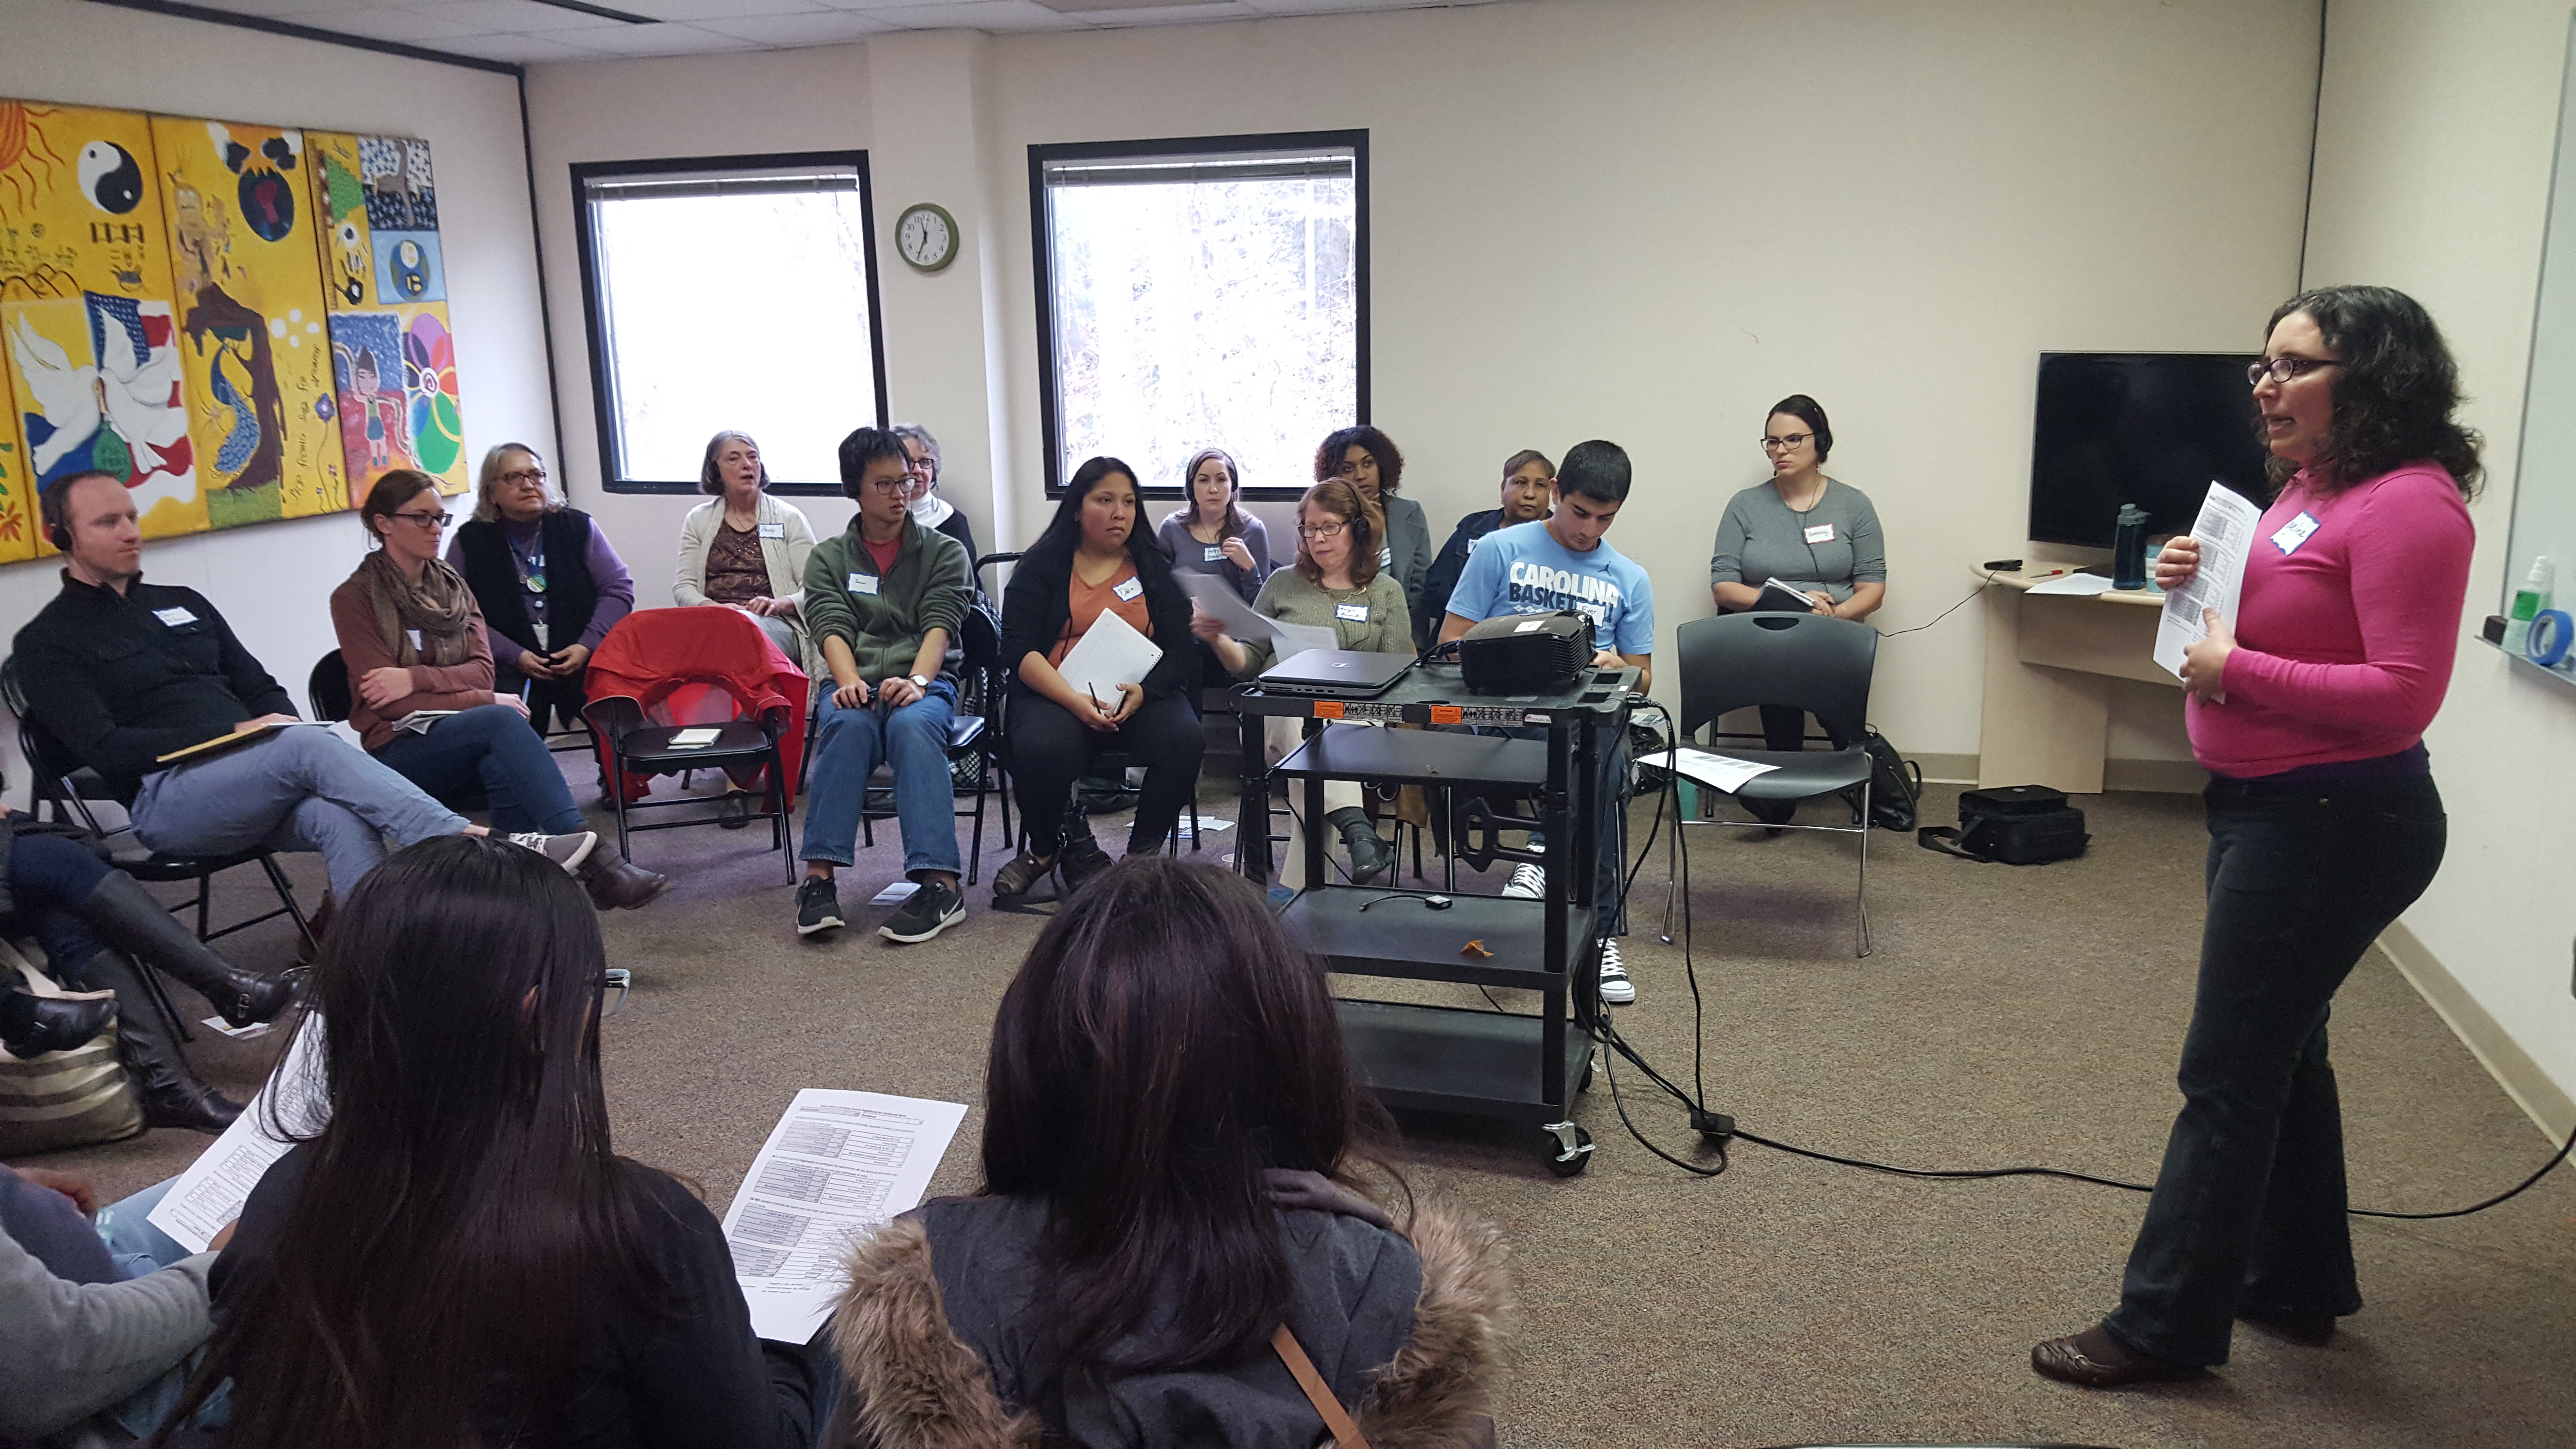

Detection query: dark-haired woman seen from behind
(2033, 285), (2477, 1387)
(1318, 425), (1429, 638)
(335, 471), (667, 911)
(992, 457), (1204, 901)
(828, 856), (1509, 1447)
(180, 835), (831, 1446)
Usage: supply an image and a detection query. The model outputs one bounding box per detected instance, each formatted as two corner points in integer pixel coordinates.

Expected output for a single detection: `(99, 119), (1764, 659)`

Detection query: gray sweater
(0, 1225), (211, 1438)
(1233, 569), (1415, 677)
(1708, 477), (1887, 604)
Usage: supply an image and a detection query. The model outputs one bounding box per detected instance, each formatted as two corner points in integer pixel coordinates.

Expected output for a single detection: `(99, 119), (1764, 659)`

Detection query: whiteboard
(2503, 11), (2576, 681)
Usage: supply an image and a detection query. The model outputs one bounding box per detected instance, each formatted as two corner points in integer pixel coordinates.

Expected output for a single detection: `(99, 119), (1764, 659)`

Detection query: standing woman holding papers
(1193, 480), (1408, 887)
(994, 457), (1204, 900)
(2033, 286), (2479, 1387)
(333, 472), (667, 911)
(1708, 396), (1886, 823)
(180, 836), (830, 1446)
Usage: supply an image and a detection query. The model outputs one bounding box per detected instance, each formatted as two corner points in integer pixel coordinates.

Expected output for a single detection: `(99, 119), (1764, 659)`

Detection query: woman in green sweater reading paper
(1192, 479), (1411, 888)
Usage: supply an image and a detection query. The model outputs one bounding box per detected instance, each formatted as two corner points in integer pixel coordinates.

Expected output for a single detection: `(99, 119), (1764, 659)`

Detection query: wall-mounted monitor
(2028, 352), (2270, 548)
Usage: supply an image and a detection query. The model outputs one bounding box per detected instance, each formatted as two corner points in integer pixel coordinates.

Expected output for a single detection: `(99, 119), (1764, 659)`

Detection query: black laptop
(1256, 649), (1415, 700)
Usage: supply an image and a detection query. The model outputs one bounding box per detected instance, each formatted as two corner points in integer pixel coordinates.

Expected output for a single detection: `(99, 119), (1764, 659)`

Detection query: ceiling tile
(280, 6), (485, 42)
(693, 10), (897, 44)
(588, 0), (837, 19)
(546, 19), (768, 51)
(429, 30), (617, 61)
(1243, 0), (1494, 13)
(178, 0), (385, 17)
(841, 0), (1089, 31)
(401, 0), (614, 32)
(1046, 2), (1250, 24)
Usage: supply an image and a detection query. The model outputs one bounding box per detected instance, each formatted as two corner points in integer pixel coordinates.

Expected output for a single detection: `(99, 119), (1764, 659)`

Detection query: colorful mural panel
(0, 359), (31, 563)
(0, 101), (203, 541)
(150, 113), (347, 527)
(309, 130), (464, 501)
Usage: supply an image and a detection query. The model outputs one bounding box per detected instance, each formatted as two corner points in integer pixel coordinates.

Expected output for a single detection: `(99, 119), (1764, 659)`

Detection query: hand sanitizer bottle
(2504, 556), (2554, 654)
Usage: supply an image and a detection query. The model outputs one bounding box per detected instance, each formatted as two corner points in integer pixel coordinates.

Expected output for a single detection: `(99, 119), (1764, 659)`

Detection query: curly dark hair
(1314, 424), (1404, 495)
(2266, 285), (2482, 499)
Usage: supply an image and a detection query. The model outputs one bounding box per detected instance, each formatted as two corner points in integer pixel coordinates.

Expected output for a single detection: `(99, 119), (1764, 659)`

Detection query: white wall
(524, 0), (2322, 766)
(2305, 0), (2576, 1123)
(0, 0), (551, 800)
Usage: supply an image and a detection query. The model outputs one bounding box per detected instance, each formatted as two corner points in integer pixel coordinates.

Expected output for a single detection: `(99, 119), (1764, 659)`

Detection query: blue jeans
(2104, 772), (2447, 1366)
(130, 726), (469, 898)
(7, 831), (115, 979)
(371, 704), (586, 836)
(801, 683), (960, 877)
(1497, 720), (1631, 936)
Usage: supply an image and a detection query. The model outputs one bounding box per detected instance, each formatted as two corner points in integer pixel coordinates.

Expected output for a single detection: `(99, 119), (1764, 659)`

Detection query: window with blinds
(1031, 132), (1368, 498)
(572, 153), (886, 493)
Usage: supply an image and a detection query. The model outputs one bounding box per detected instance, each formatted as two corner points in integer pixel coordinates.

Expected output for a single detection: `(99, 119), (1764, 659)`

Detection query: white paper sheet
(1663, 745), (1783, 794)
(1053, 606), (1164, 700)
(2153, 483), (2262, 685)
(867, 881), (919, 905)
(2025, 572), (2117, 597)
(1178, 573), (1340, 661)
(1758, 578), (1827, 611)
(719, 1088), (967, 1344)
(147, 1016), (328, 1253)
(1266, 620), (1342, 660)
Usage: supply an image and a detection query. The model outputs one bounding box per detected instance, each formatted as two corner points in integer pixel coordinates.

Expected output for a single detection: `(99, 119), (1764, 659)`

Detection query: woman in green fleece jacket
(1191, 479), (1411, 888)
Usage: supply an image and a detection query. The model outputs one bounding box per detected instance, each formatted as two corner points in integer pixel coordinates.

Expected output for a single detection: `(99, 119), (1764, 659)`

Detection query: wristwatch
(908, 674), (930, 691)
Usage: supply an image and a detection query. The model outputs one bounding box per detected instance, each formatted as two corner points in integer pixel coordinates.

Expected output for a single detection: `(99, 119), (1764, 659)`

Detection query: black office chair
(583, 695), (797, 883)
(1667, 612), (1878, 957)
(0, 658), (317, 982)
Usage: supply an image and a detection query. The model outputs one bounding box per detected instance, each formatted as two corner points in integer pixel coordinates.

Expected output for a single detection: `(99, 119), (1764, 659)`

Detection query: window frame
(570, 150), (890, 497)
(1028, 129), (1371, 500)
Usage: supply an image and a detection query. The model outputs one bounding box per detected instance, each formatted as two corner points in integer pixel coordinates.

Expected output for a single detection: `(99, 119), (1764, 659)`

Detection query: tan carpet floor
(19, 757), (2575, 1449)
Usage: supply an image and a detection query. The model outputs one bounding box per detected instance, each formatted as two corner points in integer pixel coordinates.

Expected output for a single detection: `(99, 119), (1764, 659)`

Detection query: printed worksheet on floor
(720, 1088), (967, 1343)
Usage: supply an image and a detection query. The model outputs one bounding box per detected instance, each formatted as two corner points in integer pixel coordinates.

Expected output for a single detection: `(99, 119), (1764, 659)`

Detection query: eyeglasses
(597, 968), (630, 1018)
(388, 509), (452, 532)
(1297, 519), (1349, 540)
(1759, 433), (1813, 452)
(862, 475), (910, 495)
(499, 467), (548, 487)
(2248, 356), (2338, 386)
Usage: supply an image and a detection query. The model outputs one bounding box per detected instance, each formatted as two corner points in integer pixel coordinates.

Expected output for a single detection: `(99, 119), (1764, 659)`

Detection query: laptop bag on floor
(1917, 784), (2089, 865)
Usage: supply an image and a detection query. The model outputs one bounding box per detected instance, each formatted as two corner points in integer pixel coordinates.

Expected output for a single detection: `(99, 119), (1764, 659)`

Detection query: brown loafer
(2031, 1325), (2203, 1387)
(579, 850), (671, 911)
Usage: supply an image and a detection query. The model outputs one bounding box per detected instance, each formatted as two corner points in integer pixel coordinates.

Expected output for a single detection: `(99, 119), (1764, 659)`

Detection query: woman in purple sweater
(2033, 286), (2479, 1387)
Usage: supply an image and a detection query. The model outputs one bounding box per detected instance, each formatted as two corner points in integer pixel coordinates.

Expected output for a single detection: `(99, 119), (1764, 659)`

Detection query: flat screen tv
(2028, 352), (2271, 549)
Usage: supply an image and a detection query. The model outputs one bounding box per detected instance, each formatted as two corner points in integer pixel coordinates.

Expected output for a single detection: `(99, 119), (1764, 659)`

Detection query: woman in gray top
(1155, 447), (1273, 606)
(1708, 395), (1888, 821)
(1193, 480), (1411, 887)
(1317, 425), (1430, 637)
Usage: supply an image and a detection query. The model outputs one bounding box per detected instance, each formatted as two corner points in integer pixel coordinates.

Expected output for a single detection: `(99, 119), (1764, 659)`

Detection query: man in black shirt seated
(13, 472), (596, 907)
(1418, 449), (1555, 652)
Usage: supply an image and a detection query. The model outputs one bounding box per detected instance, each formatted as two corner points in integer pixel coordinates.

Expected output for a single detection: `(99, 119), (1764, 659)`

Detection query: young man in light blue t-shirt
(1439, 440), (1652, 1005)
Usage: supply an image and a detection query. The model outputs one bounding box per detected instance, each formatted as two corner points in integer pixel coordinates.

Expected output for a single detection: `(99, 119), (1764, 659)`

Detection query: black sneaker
(880, 879), (965, 944)
(795, 876), (845, 935)
(1058, 833), (1115, 896)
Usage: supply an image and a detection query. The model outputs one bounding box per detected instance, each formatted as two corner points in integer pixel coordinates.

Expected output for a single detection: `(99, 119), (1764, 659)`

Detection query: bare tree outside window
(1036, 135), (1366, 497)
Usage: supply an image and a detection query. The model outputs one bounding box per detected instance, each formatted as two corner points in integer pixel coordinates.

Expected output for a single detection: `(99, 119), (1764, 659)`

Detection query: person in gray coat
(0, 1163), (216, 1443)
(1317, 425), (1430, 646)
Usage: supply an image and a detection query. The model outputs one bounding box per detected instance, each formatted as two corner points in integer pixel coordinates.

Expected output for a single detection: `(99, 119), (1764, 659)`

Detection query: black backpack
(1918, 785), (2090, 865)
(1858, 725), (1922, 832)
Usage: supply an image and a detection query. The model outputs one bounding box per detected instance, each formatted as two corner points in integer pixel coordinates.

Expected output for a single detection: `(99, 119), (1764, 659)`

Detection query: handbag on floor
(1859, 725), (1923, 832)
(0, 941), (145, 1155)
(1917, 784), (2089, 865)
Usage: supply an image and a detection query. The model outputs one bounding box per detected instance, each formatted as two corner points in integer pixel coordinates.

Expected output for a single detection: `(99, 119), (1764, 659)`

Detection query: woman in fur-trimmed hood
(826, 856), (1513, 1449)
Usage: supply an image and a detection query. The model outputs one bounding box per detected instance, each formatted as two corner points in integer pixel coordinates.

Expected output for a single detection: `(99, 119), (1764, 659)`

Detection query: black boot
(0, 984), (117, 1060)
(80, 872), (298, 1027)
(79, 950), (241, 1133)
(1326, 806), (1395, 885)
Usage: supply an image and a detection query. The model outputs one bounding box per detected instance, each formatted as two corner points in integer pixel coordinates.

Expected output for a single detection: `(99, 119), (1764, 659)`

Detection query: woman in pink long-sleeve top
(2034, 286), (2480, 1388)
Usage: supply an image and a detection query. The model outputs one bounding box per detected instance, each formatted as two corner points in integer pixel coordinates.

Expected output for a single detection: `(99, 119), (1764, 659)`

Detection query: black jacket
(12, 575), (296, 803)
(1420, 508), (1508, 649)
(998, 540), (1197, 704)
(454, 510), (600, 660)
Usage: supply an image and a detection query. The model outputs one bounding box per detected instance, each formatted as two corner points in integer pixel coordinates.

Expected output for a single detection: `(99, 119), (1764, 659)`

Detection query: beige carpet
(21, 762), (2575, 1449)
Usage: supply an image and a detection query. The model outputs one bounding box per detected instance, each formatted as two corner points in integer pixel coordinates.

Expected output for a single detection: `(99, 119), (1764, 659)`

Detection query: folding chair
(853, 597), (1005, 884)
(306, 650), (491, 813)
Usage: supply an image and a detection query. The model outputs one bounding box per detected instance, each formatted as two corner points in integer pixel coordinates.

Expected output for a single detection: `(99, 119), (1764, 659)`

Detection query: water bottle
(2111, 504), (2150, 590)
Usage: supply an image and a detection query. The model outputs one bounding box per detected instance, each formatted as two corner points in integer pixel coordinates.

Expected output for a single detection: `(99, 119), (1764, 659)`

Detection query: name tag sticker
(1378, 545), (1393, 568)
(405, 628), (423, 652)
(1803, 523), (1837, 545)
(1334, 602), (1369, 622)
(1203, 545), (1224, 563)
(849, 572), (882, 596)
(1112, 577), (1144, 603)
(152, 606), (197, 627)
(2271, 511), (2320, 555)
(757, 523), (785, 540)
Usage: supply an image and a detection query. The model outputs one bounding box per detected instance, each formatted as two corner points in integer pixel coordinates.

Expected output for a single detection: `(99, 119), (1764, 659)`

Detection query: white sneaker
(507, 830), (598, 875)
(1502, 862), (1546, 899)
(1596, 937), (1635, 1006)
